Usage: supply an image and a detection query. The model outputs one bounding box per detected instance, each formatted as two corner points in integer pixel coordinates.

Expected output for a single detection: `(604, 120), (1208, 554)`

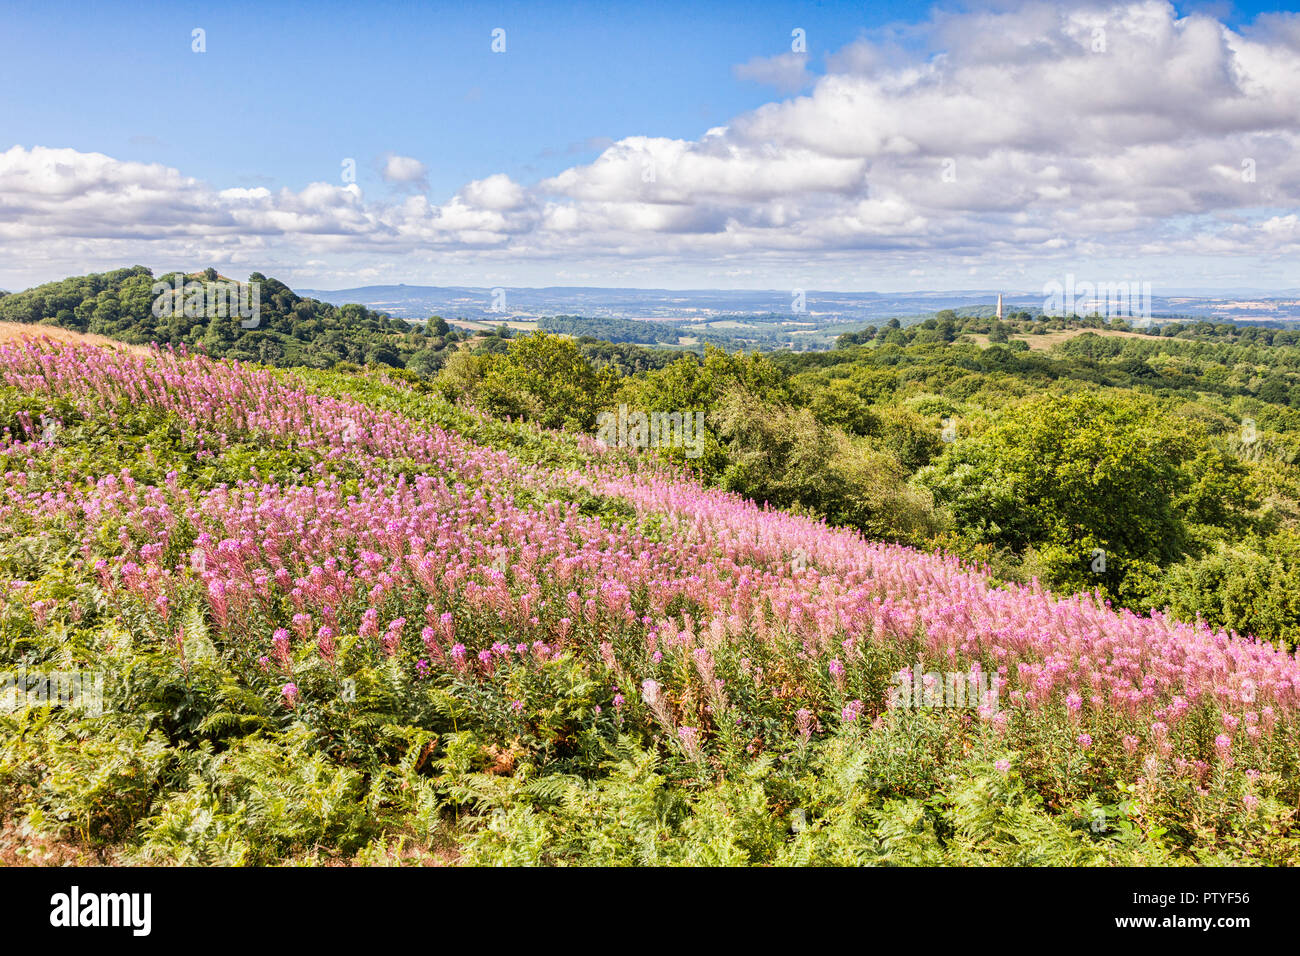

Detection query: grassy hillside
(10, 270), (1300, 648)
(1, 337), (1297, 865)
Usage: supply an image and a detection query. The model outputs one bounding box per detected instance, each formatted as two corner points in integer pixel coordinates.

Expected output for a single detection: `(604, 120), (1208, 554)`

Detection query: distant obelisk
(996, 293), (1003, 320)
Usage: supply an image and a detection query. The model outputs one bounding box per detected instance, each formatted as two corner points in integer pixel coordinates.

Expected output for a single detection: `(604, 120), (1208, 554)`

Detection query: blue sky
(3, 0), (1300, 291)
(2, 0), (927, 197)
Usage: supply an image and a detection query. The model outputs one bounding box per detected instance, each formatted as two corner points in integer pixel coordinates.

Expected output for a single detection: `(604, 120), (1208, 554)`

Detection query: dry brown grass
(0, 321), (153, 357)
(0, 814), (463, 866)
(0, 817), (124, 866)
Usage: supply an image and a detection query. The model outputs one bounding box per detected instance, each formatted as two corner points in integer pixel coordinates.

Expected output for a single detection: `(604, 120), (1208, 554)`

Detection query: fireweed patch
(0, 339), (1298, 865)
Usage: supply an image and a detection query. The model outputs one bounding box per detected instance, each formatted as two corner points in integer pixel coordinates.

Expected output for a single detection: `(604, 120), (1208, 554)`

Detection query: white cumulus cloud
(3, 1), (1300, 290)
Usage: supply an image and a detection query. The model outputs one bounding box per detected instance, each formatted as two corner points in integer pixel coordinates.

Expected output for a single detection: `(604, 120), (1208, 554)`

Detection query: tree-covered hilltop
(0, 266), (463, 374)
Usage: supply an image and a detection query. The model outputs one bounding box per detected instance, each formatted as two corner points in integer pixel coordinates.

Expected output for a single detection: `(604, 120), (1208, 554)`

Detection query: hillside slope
(0, 320), (152, 356)
(0, 338), (1296, 865)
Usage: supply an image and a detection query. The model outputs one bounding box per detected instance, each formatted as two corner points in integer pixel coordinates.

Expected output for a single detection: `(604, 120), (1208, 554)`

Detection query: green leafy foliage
(918, 392), (1256, 604)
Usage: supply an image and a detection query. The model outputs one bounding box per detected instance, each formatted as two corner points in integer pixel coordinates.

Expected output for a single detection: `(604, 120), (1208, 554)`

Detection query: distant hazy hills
(296, 283), (1300, 324)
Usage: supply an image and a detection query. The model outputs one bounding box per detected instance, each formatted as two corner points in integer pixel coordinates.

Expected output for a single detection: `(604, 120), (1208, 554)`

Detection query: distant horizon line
(293, 282), (1300, 299)
(6, 268), (1300, 301)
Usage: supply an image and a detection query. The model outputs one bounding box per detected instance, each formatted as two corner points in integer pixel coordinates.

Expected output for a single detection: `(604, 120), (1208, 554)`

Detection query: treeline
(540, 314), (683, 345)
(540, 312), (812, 352)
(837, 309), (1300, 348)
